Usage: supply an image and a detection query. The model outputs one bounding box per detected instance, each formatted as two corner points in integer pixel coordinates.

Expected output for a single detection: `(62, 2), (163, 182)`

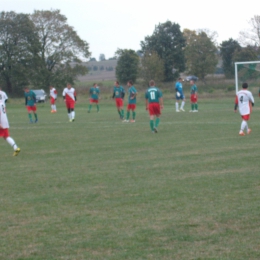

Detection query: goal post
(235, 61), (260, 93)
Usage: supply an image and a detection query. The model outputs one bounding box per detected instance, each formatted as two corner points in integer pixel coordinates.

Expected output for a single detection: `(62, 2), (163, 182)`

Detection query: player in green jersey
(24, 87), (38, 123)
(190, 80), (198, 112)
(145, 80), (163, 133)
(112, 81), (125, 120)
(124, 80), (137, 122)
(88, 83), (100, 113)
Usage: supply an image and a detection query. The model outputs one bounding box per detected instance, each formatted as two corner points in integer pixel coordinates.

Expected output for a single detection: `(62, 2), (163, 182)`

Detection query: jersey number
(150, 92), (155, 100)
(1, 104), (6, 114)
(240, 96), (243, 103)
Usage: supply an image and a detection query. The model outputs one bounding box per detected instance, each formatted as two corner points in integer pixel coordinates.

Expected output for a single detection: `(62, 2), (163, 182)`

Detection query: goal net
(235, 61), (260, 93)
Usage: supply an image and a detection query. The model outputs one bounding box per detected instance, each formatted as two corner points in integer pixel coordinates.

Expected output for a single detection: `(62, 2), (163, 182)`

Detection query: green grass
(1, 97), (260, 259)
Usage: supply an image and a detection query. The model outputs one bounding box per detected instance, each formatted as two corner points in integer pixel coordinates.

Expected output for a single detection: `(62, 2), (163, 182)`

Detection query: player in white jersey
(0, 88), (20, 156)
(234, 82), (254, 136)
(49, 86), (57, 113)
(62, 83), (77, 122)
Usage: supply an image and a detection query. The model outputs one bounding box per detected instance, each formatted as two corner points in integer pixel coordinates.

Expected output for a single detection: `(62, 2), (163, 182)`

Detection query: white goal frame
(235, 61), (260, 93)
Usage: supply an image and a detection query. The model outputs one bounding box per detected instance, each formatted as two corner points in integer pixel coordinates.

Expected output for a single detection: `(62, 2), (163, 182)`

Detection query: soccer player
(175, 77), (185, 112)
(24, 87), (38, 123)
(190, 80), (198, 112)
(88, 83), (100, 113)
(112, 81), (125, 120)
(62, 83), (77, 122)
(145, 80), (163, 133)
(0, 88), (20, 156)
(50, 85), (57, 113)
(124, 80), (137, 122)
(234, 82), (254, 136)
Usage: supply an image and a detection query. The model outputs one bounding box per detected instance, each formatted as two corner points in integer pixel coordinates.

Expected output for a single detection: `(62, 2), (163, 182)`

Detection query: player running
(124, 80), (137, 122)
(88, 83), (100, 113)
(0, 88), (20, 156)
(112, 81), (125, 120)
(24, 87), (38, 123)
(234, 82), (254, 136)
(145, 80), (163, 133)
(175, 77), (185, 112)
(50, 86), (57, 113)
(62, 83), (77, 122)
(190, 80), (198, 112)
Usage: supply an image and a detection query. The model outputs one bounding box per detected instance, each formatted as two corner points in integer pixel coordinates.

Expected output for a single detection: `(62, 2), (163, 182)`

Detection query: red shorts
(0, 128), (9, 138)
(50, 97), (56, 105)
(242, 114), (250, 121)
(115, 98), (123, 108)
(190, 94), (197, 103)
(27, 105), (37, 112)
(148, 103), (161, 116)
(127, 104), (136, 111)
(90, 99), (99, 104)
(66, 101), (75, 109)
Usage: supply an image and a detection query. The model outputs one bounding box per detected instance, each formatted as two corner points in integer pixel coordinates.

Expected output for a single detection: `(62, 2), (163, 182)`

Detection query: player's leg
(175, 100), (180, 112)
(33, 106), (38, 122)
(96, 101), (99, 112)
(126, 104), (130, 122)
(150, 115), (155, 132)
(88, 100), (92, 112)
(132, 110), (136, 122)
(67, 108), (72, 120)
(4, 135), (20, 156)
(194, 103), (198, 112)
(71, 108), (75, 121)
(239, 120), (247, 135)
(180, 98), (185, 111)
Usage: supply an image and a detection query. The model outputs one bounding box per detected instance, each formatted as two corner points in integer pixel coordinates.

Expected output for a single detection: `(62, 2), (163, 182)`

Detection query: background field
(1, 95), (260, 260)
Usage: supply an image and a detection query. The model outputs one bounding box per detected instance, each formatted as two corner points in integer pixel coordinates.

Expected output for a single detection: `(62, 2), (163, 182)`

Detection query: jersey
(128, 86), (137, 104)
(50, 88), (57, 99)
(62, 87), (76, 102)
(190, 84), (198, 94)
(113, 86), (125, 99)
(175, 81), (184, 95)
(0, 90), (9, 129)
(25, 90), (36, 106)
(145, 87), (162, 103)
(89, 87), (100, 100)
(235, 89), (254, 116)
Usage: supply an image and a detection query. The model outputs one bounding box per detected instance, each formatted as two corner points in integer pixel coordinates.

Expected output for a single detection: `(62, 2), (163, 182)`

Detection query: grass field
(1, 96), (260, 260)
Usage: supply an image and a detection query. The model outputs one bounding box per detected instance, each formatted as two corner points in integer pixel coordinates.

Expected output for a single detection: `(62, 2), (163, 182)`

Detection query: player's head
(67, 83), (72, 89)
(24, 87), (29, 93)
(115, 81), (119, 87)
(178, 77), (182, 82)
(190, 80), (194, 85)
(127, 80), (133, 86)
(49, 85), (53, 89)
(242, 82), (248, 89)
(149, 80), (155, 86)
(93, 83), (97, 87)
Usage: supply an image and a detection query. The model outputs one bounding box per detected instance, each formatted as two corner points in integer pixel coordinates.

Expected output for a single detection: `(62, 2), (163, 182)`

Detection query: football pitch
(1, 98), (260, 259)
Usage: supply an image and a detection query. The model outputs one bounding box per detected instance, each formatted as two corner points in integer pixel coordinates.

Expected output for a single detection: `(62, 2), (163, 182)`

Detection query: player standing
(24, 87), (38, 123)
(50, 86), (57, 113)
(124, 80), (137, 122)
(112, 81), (125, 120)
(145, 80), (163, 133)
(175, 77), (185, 112)
(88, 83), (100, 113)
(62, 83), (77, 122)
(234, 82), (254, 136)
(190, 80), (198, 112)
(0, 88), (20, 156)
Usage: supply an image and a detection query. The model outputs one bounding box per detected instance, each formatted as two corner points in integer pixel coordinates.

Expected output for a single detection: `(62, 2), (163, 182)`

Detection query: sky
(2, 0), (259, 60)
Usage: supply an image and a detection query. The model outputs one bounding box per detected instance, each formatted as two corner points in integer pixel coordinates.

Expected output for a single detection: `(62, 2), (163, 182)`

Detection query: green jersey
(145, 87), (162, 103)
(25, 90), (36, 106)
(128, 86), (137, 104)
(89, 87), (100, 100)
(113, 86), (125, 99)
(190, 84), (198, 94)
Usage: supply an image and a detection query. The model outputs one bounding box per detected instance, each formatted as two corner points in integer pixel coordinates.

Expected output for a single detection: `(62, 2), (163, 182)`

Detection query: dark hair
(128, 80), (133, 85)
(93, 83), (96, 86)
(242, 82), (248, 89)
(178, 77), (182, 80)
(149, 80), (155, 86)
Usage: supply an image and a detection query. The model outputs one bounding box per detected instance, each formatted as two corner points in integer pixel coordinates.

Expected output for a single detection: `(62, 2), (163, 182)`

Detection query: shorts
(0, 128), (9, 138)
(242, 114), (250, 121)
(127, 104), (136, 111)
(148, 103), (161, 116)
(115, 98), (123, 108)
(66, 101), (75, 109)
(27, 105), (37, 112)
(190, 94), (197, 103)
(90, 99), (99, 104)
(176, 93), (185, 100)
(50, 97), (56, 105)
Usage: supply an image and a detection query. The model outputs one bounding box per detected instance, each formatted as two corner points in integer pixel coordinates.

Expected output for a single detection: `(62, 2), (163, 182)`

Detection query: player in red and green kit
(112, 81), (125, 120)
(145, 80), (163, 133)
(190, 80), (198, 112)
(88, 83), (100, 113)
(124, 80), (137, 122)
(24, 87), (38, 123)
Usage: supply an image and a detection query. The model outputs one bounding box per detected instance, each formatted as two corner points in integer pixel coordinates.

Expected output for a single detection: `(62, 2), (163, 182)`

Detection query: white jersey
(236, 89), (254, 116)
(50, 88), (57, 99)
(62, 87), (76, 102)
(0, 90), (9, 129)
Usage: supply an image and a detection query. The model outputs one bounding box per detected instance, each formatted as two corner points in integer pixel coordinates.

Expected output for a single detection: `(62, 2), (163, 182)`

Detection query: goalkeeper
(175, 77), (185, 112)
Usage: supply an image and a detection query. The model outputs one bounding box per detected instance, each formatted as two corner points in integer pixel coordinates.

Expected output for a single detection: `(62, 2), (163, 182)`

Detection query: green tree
(0, 11), (40, 94)
(30, 9), (91, 89)
(232, 46), (258, 62)
(140, 51), (164, 84)
(184, 29), (218, 80)
(220, 38), (241, 78)
(115, 49), (139, 84)
(140, 21), (186, 82)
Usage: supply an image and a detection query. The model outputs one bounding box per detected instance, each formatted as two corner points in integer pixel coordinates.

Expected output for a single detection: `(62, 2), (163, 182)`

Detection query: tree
(0, 11), (40, 94)
(184, 29), (218, 80)
(220, 38), (241, 78)
(140, 51), (164, 83)
(115, 49), (139, 84)
(140, 21), (186, 82)
(30, 9), (91, 89)
(232, 46), (259, 62)
(99, 53), (106, 61)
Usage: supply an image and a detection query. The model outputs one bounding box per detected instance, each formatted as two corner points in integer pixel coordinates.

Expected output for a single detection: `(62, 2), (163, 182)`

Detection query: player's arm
(25, 96), (27, 106)
(74, 91), (77, 102)
(145, 98), (149, 110)
(234, 96), (238, 112)
(159, 97), (164, 109)
(121, 89), (125, 99)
